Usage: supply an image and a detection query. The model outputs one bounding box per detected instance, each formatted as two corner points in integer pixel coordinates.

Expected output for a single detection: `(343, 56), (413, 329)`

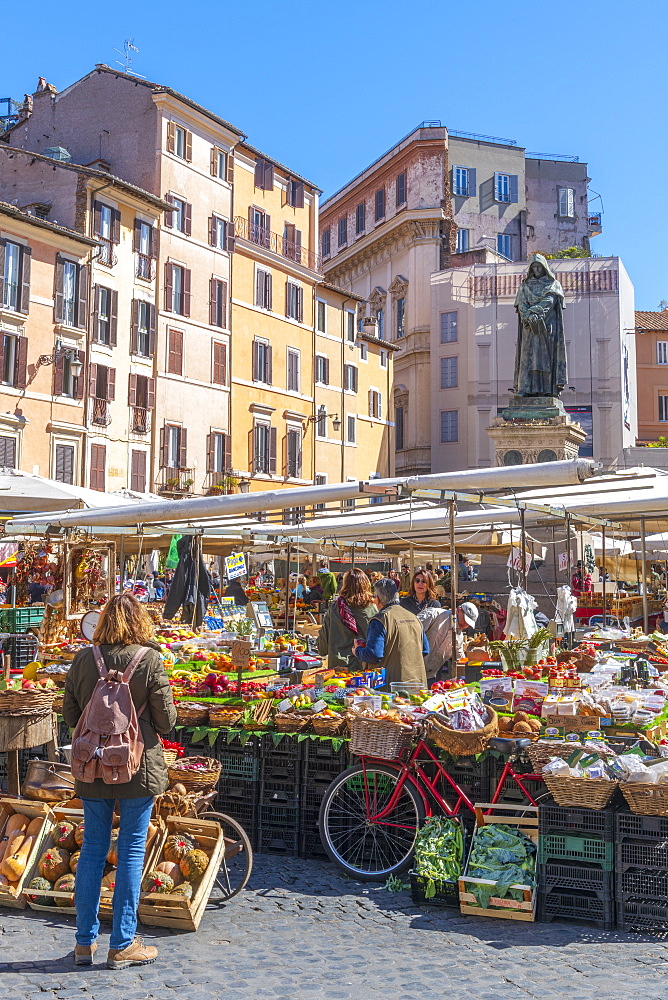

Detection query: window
(316, 299), (326, 333)
(380, 349), (388, 369)
(322, 228), (331, 257)
(440, 409), (458, 442)
(314, 473), (327, 511)
(212, 341), (227, 385)
(283, 506), (306, 525)
(210, 277), (227, 328)
(286, 281), (304, 322)
(0, 434), (16, 468)
(128, 373), (154, 433)
(210, 216), (228, 250)
(283, 223), (302, 263)
(253, 422), (276, 474)
(359, 340), (368, 361)
(396, 297), (405, 339)
(207, 431), (231, 481)
(166, 122), (191, 160)
(315, 405), (327, 439)
(212, 148), (228, 180)
(369, 389), (382, 419)
(558, 187), (575, 218)
(55, 351), (75, 398)
(249, 207), (270, 247)
(253, 339), (272, 383)
(55, 257), (87, 329)
(287, 179), (305, 208)
(89, 363), (115, 427)
(94, 202), (120, 264)
(0, 333), (27, 388)
(338, 217), (347, 247)
(453, 166), (471, 197)
(54, 443), (74, 484)
(287, 349), (300, 392)
(286, 428), (302, 478)
(660, 396), (668, 422)
(376, 308), (384, 340)
(494, 172), (518, 203)
(440, 356), (458, 389)
(346, 311), (356, 343)
(255, 268), (272, 310)
(131, 300), (155, 356)
(658, 342), (668, 366)
(174, 125), (185, 158)
(89, 443), (106, 492)
(134, 220), (154, 279)
(440, 311), (458, 343)
(375, 188), (385, 221)
(356, 203), (365, 234)
(346, 415), (356, 444)
(93, 285), (118, 346)
(62, 260), (77, 326)
(395, 405), (405, 451)
(163, 423), (185, 469)
(167, 329), (183, 375)
(131, 450), (146, 492)
(1, 240), (30, 313)
(254, 158), (274, 191)
(396, 172), (406, 206)
(497, 234), (513, 260)
(315, 355), (329, 385)
(165, 262), (190, 316)
(343, 364), (358, 392)
(456, 228), (469, 253)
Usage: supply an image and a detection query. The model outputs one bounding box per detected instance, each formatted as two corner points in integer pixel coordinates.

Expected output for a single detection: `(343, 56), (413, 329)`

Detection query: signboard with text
(225, 552), (247, 580)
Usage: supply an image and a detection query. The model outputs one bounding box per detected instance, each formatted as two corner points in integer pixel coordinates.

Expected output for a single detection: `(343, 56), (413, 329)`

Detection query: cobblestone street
(1, 855), (667, 1000)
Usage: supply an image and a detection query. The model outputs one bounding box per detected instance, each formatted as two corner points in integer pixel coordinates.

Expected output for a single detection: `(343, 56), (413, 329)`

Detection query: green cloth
(165, 534), (182, 569)
(317, 600), (377, 670)
(319, 570), (338, 601)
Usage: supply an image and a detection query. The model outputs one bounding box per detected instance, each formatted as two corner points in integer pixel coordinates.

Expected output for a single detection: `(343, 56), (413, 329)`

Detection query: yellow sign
(225, 552), (246, 580)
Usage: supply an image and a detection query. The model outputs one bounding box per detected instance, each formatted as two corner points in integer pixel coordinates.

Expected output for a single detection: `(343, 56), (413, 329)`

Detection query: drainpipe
(340, 298), (353, 485)
(227, 140), (242, 486)
(311, 281), (320, 487)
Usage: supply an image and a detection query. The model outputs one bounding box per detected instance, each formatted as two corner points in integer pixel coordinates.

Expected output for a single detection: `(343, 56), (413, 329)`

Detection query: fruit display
(141, 824), (215, 916)
(498, 712), (542, 736)
(38, 847), (70, 882)
(164, 833), (195, 863)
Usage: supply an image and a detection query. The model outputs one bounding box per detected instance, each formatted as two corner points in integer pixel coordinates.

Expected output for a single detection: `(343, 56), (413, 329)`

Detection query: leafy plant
(544, 245), (590, 259)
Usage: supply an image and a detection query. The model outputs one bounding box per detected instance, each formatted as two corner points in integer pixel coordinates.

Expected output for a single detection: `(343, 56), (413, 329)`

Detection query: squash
(38, 847), (70, 882)
(69, 850), (81, 874)
(52, 820), (76, 853)
(54, 873), (76, 906)
(107, 831), (119, 866)
(0, 817), (43, 880)
(142, 869), (174, 893)
(156, 861), (182, 885)
(101, 871), (116, 893)
(74, 822), (85, 846)
(27, 876), (55, 905)
(170, 880), (193, 899)
(163, 833), (194, 863)
(179, 848), (209, 880)
(0, 815), (29, 864)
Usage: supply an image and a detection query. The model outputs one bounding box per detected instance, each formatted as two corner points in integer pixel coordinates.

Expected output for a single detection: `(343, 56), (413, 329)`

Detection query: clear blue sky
(2, 0), (666, 309)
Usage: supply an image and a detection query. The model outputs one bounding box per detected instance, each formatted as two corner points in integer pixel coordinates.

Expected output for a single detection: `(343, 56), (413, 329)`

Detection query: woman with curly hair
(317, 568), (377, 670)
(400, 570), (441, 616)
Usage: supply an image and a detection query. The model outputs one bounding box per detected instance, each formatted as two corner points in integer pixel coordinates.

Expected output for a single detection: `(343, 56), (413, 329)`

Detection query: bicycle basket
(423, 708), (498, 757)
(349, 715), (415, 760)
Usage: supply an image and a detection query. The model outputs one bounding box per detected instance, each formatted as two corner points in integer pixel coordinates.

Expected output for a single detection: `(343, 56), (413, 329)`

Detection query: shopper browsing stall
(317, 569), (377, 669)
(353, 577), (428, 686)
(400, 571), (442, 616)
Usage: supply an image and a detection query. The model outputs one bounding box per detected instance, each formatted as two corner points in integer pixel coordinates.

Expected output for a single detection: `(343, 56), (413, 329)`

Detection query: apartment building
(430, 256), (637, 470)
(320, 122), (601, 475)
(634, 309), (668, 443)
(0, 200), (95, 480)
(0, 144), (168, 492)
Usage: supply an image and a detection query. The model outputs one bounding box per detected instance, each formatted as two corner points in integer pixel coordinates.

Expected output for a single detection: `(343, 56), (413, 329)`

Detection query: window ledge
(55, 324), (86, 340)
(0, 308), (26, 327)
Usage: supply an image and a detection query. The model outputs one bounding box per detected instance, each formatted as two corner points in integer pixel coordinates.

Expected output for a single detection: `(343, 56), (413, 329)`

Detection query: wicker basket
(311, 714), (348, 737)
(423, 708), (498, 757)
(208, 705), (244, 728)
(167, 755), (222, 791)
(175, 702), (209, 726)
(274, 711), (312, 733)
(349, 715), (415, 760)
(543, 774), (619, 810)
(163, 749), (180, 767)
(620, 783), (668, 817)
(526, 738), (616, 773)
(0, 689), (56, 716)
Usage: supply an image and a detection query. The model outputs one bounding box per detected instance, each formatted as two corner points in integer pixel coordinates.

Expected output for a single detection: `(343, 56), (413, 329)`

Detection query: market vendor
(225, 576), (249, 606)
(400, 570), (441, 616)
(317, 562), (338, 604)
(353, 577), (428, 686)
(571, 561), (592, 597)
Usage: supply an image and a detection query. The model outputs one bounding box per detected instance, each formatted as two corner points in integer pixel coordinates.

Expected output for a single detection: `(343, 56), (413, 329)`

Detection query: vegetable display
(413, 817), (464, 897)
(466, 824), (536, 908)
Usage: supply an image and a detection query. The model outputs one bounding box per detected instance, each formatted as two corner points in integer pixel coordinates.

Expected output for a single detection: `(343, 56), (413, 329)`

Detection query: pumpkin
(54, 873), (76, 906)
(170, 880), (193, 899)
(74, 822), (85, 846)
(142, 869), (174, 893)
(0, 815), (29, 865)
(1, 817), (43, 881)
(27, 876), (55, 905)
(69, 850), (81, 874)
(107, 831), (119, 866)
(156, 861), (182, 885)
(38, 847), (70, 882)
(179, 849), (209, 880)
(163, 834), (194, 863)
(0, 873), (10, 887)
(52, 821), (76, 853)
(101, 871), (116, 893)
(171, 783), (187, 796)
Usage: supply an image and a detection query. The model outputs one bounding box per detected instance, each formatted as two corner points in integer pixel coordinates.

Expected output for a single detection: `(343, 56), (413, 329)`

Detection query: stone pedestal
(487, 395), (586, 466)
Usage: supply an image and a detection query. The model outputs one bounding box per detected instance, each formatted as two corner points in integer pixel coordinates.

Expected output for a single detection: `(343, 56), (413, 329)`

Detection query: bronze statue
(513, 254), (566, 397)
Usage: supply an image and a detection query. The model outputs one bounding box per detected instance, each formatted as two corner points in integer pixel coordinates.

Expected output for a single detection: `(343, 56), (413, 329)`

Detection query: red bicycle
(318, 715), (545, 880)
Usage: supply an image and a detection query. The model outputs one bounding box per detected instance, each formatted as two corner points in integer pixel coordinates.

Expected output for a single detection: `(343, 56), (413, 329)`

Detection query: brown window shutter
(264, 161), (274, 190)
(353, 366), (358, 392)
(0, 239), (5, 303)
(128, 373), (138, 406)
(163, 197), (173, 229)
(148, 304), (156, 356)
(168, 329), (183, 375)
(178, 427), (188, 468)
(324, 357), (330, 385)
(210, 146), (217, 176)
(266, 272), (272, 311)
(297, 285), (303, 324)
(213, 341), (226, 384)
(252, 340), (259, 380)
(164, 262), (173, 311)
(166, 121), (175, 154)
(133, 218), (141, 252)
(159, 425), (167, 467)
(185, 130), (193, 162)
(224, 432), (231, 472)
(74, 351), (85, 399)
(109, 289), (118, 346)
(150, 225), (159, 259)
(106, 366), (116, 401)
(183, 202), (192, 236)
(295, 181), (304, 208)
(89, 363), (98, 399)
(111, 208), (121, 244)
(54, 256), (64, 323)
(77, 264), (88, 329)
(0, 338), (4, 385)
(267, 344), (273, 385)
(220, 279), (227, 328)
(53, 354), (64, 396)
(295, 229), (302, 266)
(131, 449), (146, 492)
(13, 336), (28, 389)
(90, 444), (106, 491)
(92, 284), (100, 341)
(369, 390), (373, 417)
(254, 160), (264, 187)
(130, 299), (139, 353)
(206, 433), (214, 473)
(226, 223), (235, 254)
(182, 268), (191, 317)
(19, 246), (31, 314)
(227, 155), (234, 184)
(93, 201), (102, 236)
(146, 376), (155, 410)
(208, 215), (215, 247)
(268, 426), (277, 474)
(209, 277), (216, 326)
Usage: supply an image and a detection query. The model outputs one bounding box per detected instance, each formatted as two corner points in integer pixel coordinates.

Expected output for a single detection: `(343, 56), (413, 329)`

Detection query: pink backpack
(71, 645), (150, 785)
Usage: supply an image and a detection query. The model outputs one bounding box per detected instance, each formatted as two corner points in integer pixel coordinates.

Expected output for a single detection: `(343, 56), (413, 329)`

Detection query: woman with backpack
(62, 593), (176, 970)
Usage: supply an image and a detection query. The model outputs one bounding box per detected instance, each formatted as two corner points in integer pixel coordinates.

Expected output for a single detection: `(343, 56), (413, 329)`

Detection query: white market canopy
(0, 469), (163, 514)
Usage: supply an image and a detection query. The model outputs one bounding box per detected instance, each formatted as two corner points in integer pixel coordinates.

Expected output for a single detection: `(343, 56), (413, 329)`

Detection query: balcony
(90, 397), (111, 426)
(588, 213), (603, 237)
(234, 217), (322, 272)
(158, 468), (195, 496)
(131, 406), (151, 435)
(205, 472), (236, 495)
(96, 238), (117, 268)
(136, 253), (154, 281)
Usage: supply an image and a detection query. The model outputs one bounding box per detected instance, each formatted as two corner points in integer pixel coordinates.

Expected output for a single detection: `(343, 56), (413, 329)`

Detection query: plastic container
(616, 811), (668, 842)
(538, 861), (614, 894)
(540, 801), (617, 840)
(538, 833), (614, 869)
(410, 872), (460, 908)
(617, 840), (668, 870)
(2, 634), (39, 670)
(0, 607), (45, 633)
(617, 898), (668, 932)
(617, 867), (668, 900)
(537, 888), (615, 929)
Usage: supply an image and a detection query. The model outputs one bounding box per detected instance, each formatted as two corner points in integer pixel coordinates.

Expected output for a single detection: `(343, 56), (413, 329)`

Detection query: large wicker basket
(620, 783), (668, 817)
(543, 774), (618, 810)
(349, 715), (415, 760)
(274, 711), (312, 733)
(208, 705), (244, 728)
(167, 755), (221, 792)
(526, 739), (617, 773)
(0, 689), (56, 716)
(311, 714), (348, 737)
(423, 708), (498, 757)
(175, 702), (209, 726)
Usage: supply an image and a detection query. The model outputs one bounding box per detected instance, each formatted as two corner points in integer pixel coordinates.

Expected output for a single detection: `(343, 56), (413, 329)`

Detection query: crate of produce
(138, 815), (226, 931)
(0, 799), (53, 910)
(458, 805), (538, 921)
(537, 888), (615, 930)
(538, 833), (614, 870)
(616, 840), (668, 870)
(616, 811), (668, 842)
(617, 898), (668, 932)
(410, 872), (460, 907)
(2, 634), (39, 670)
(0, 607), (45, 633)
(411, 815), (466, 908)
(540, 801), (617, 840)
(538, 861), (614, 894)
(617, 867), (668, 900)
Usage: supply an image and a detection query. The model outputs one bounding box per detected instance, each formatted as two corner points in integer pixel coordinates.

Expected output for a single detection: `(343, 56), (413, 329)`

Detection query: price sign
(225, 552), (247, 580)
(231, 639), (252, 696)
(558, 552), (569, 573)
(507, 546), (532, 573)
(544, 715), (600, 732)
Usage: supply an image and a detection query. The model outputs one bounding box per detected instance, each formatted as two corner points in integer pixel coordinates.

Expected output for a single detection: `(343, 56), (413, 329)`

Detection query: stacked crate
(257, 735), (304, 856)
(615, 812), (668, 931)
(2, 633), (39, 670)
(300, 740), (351, 860)
(212, 734), (261, 848)
(537, 803), (615, 930)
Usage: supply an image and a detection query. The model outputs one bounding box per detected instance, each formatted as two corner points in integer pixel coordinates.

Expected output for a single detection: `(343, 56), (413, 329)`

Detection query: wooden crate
(138, 815), (225, 932)
(0, 798), (53, 910)
(458, 804), (538, 922)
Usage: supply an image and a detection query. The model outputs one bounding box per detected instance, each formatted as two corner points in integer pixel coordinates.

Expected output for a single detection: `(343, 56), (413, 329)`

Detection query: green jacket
(317, 600), (377, 670)
(63, 641), (177, 799)
(319, 571), (338, 601)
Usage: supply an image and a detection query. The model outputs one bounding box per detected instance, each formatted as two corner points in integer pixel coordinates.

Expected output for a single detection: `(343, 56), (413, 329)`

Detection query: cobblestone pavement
(2, 855), (668, 1000)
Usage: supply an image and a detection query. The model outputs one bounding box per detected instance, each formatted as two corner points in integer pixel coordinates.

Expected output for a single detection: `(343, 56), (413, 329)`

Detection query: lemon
(23, 661), (41, 680)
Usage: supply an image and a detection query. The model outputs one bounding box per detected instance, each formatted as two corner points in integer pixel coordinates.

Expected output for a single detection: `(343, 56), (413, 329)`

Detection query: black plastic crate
(302, 781), (330, 815)
(617, 867), (668, 900)
(440, 757), (490, 803)
(259, 800), (299, 830)
(410, 872), (460, 908)
(538, 861), (614, 894)
(617, 898), (668, 932)
(260, 753), (301, 785)
(212, 737), (260, 781)
(258, 824), (299, 856)
(260, 733), (304, 762)
(538, 888), (615, 929)
(617, 840), (668, 871)
(616, 811), (668, 843)
(300, 830), (328, 860)
(260, 778), (300, 807)
(2, 633), (38, 670)
(216, 776), (259, 817)
(539, 801), (617, 840)
(303, 742), (349, 783)
(0, 747), (48, 793)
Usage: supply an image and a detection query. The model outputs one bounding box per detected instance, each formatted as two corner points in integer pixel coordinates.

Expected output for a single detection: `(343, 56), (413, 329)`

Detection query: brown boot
(74, 942), (98, 966)
(107, 936), (158, 970)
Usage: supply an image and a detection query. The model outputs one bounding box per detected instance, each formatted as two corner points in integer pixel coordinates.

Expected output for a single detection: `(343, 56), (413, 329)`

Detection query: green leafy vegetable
(413, 816), (464, 890)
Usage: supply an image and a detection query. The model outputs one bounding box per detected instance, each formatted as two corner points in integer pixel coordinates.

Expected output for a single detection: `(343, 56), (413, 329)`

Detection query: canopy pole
(520, 508), (527, 591)
(449, 500), (458, 676)
(284, 538), (291, 632)
(641, 517), (649, 633)
(409, 543), (415, 577)
(566, 515), (572, 586)
(601, 527), (607, 626)
(118, 536), (125, 593)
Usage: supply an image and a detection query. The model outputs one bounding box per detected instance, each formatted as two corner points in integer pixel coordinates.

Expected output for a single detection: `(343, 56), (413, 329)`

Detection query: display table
(0, 713), (57, 795)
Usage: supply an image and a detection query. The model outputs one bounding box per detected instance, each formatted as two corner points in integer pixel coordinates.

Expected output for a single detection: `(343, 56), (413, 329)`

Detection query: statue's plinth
(488, 394), (586, 466)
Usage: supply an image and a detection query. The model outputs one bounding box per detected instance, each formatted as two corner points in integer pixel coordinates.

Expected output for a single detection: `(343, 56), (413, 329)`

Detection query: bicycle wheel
(201, 811), (253, 903)
(319, 763), (425, 880)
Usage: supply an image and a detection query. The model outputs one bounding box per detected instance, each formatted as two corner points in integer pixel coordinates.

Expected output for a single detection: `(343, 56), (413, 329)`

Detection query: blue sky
(2, 0), (666, 309)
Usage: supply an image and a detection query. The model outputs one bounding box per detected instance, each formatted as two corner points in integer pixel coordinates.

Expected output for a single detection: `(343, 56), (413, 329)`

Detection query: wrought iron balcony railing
(90, 397), (111, 426)
(131, 406), (151, 434)
(234, 217), (322, 273)
(136, 254), (154, 280)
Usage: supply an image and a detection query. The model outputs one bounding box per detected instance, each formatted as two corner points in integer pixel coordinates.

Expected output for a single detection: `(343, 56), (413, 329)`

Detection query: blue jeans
(76, 795), (153, 951)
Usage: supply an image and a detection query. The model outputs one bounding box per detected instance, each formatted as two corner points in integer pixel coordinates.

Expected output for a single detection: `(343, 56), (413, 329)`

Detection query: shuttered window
(253, 423), (276, 474)
(440, 356), (458, 389)
(89, 443), (106, 492)
(286, 281), (303, 322)
(287, 179), (304, 207)
(356, 203), (365, 234)
(165, 263), (190, 316)
(0, 434), (17, 468)
(495, 173), (518, 204)
(130, 450), (147, 492)
(286, 428), (302, 478)
(440, 311), (458, 343)
(131, 300), (156, 357)
(55, 257), (87, 329)
(255, 269), (272, 310)
(0, 333), (27, 387)
(322, 228), (331, 257)
(346, 415), (356, 444)
(343, 364), (358, 392)
(212, 341), (227, 384)
(453, 166), (475, 197)
(396, 172), (406, 206)
(0, 241), (31, 313)
(369, 389), (382, 419)
(254, 158), (274, 190)
(315, 355), (329, 385)
(497, 234), (513, 260)
(167, 329), (183, 375)
(54, 443), (75, 484)
(338, 217), (347, 247)
(396, 297), (405, 339)
(210, 278), (227, 328)
(346, 311), (356, 343)
(395, 406), (405, 451)
(375, 188), (385, 220)
(558, 187), (575, 218)
(93, 285), (118, 346)
(287, 350), (300, 392)
(253, 340), (272, 383)
(657, 342), (668, 366)
(659, 396), (668, 422)
(456, 228), (469, 253)
(168, 123), (192, 161)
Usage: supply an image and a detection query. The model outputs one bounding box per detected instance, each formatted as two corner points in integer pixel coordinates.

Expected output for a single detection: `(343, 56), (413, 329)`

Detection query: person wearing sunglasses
(400, 570), (441, 617)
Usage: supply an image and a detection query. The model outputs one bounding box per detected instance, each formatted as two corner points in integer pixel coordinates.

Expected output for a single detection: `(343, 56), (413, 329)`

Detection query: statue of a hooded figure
(513, 254), (567, 397)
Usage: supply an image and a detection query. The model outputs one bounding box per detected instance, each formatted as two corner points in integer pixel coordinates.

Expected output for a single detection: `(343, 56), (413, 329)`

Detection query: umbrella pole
(520, 508), (527, 591)
(449, 500), (457, 674)
(284, 539), (291, 632)
(602, 527), (606, 625)
(641, 518), (649, 633)
(118, 536), (125, 593)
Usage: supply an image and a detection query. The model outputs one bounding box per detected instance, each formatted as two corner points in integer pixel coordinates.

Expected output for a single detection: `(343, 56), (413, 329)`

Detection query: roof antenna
(113, 39), (146, 79)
